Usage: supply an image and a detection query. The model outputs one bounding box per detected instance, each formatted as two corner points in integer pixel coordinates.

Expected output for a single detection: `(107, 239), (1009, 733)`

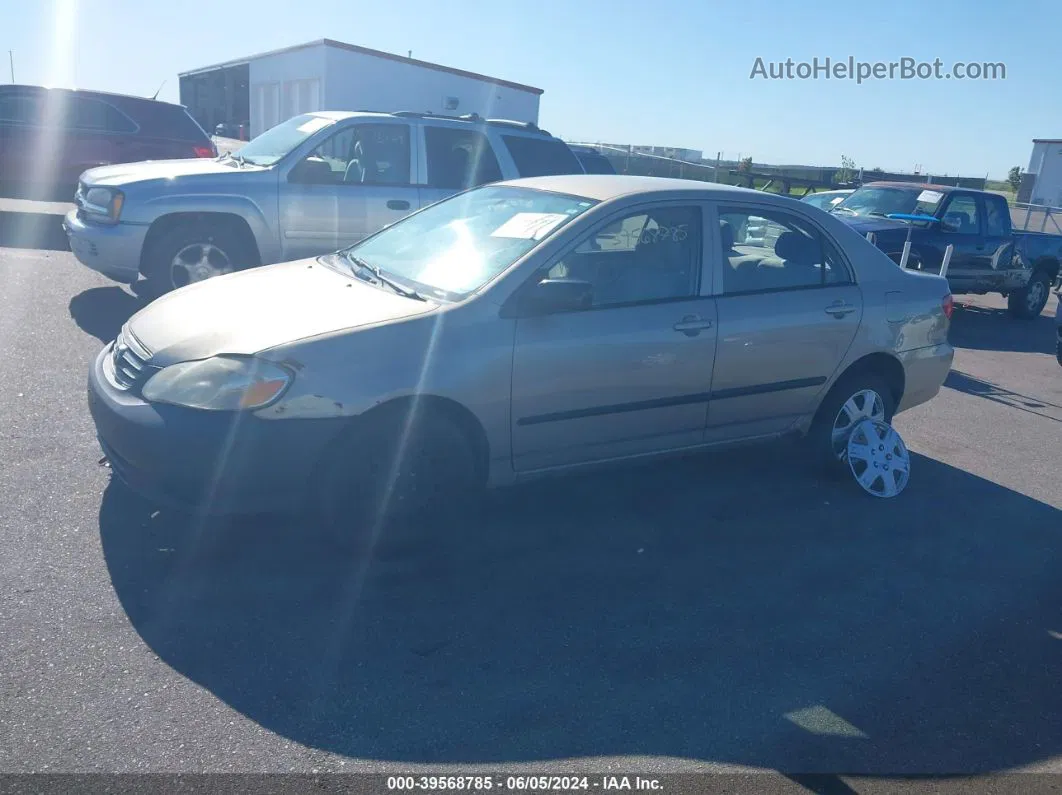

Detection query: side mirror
(516, 278), (594, 316)
(940, 217), (960, 233)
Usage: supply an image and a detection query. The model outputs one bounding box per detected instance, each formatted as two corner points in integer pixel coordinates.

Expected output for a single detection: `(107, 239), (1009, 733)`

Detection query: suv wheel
(809, 373), (896, 473)
(1007, 270), (1052, 319)
(144, 223), (249, 296)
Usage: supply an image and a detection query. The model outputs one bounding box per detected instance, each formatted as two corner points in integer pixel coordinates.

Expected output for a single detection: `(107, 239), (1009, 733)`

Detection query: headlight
(141, 356), (293, 411)
(82, 186), (124, 222)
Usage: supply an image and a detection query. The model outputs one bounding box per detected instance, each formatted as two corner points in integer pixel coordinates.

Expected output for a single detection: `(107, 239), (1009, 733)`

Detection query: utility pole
(8, 51), (13, 83)
(715, 151), (721, 183)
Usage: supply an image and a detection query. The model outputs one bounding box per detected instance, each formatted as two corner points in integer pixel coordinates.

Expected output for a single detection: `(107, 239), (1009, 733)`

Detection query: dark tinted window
(502, 135), (582, 177)
(425, 126), (502, 190)
(72, 98), (137, 133)
(0, 90), (45, 124)
(576, 151), (615, 175)
(127, 101), (210, 142)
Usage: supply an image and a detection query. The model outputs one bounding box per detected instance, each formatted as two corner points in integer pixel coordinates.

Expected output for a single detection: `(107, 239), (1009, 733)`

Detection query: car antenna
(150, 80), (165, 100)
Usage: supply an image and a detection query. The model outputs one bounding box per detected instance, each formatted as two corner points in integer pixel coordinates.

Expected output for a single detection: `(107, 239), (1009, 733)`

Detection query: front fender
(140, 194), (278, 259)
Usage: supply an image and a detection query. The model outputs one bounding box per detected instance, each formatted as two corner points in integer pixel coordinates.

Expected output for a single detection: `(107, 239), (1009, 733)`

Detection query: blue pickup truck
(831, 182), (1061, 319)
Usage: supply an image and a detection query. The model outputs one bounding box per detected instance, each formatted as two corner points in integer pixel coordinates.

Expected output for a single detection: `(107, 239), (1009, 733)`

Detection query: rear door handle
(387, 199), (411, 211)
(673, 315), (713, 336)
(824, 302), (857, 317)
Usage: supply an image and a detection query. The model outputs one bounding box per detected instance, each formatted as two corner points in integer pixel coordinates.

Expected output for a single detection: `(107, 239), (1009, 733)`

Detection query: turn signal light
(193, 145), (215, 158)
(942, 294), (954, 320)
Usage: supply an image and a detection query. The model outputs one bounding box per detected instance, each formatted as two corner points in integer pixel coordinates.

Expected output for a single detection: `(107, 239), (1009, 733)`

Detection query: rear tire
(143, 222), (251, 298)
(808, 372), (896, 474)
(312, 408), (480, 551)
(1007, 270), (1052, 319)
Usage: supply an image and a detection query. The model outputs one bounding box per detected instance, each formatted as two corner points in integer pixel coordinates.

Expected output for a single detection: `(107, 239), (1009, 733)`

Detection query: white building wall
(1029, 142), (1062, 207)
(321, 46), (540, 123)
(248, 44), (328, 137)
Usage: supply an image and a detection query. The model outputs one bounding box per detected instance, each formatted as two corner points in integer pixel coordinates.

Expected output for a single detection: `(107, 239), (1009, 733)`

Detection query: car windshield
(804, 192), (846, 210)
(231, 113), (336, 166)
(832, 187), (942, 218)
(339, 185), (597, 300)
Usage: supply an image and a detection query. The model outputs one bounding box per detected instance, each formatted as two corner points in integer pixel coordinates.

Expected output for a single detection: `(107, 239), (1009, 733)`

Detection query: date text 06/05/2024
(386, 775), (664, 791)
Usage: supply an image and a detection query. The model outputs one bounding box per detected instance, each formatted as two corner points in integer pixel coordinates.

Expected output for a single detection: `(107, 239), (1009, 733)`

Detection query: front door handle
(824, 301), (857, 318)
(387, 199), (411, 211)
(673, 315), (713, 336)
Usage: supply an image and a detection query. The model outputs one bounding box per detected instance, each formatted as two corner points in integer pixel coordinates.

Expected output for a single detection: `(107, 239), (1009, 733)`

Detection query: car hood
(82, 158), (253, 187)
(126, 258), (437, 365)
(834, 214), (911, 236)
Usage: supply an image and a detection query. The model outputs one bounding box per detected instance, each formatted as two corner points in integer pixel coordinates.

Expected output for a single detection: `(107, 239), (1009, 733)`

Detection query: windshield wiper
(831, 206), (857, 216)
(218, 151), (246, 167)
(342, 252), (426, 301)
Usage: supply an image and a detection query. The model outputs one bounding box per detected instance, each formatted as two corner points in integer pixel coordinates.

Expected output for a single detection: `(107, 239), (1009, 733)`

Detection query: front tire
(809, 373), (896, 474)
(143, 223), (250, 297)
(312, 409), (480, 550)
(1007, 270), (1052, 319)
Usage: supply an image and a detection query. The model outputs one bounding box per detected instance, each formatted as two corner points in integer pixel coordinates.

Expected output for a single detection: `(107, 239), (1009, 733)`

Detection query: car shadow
(945, 370), (1062, 423)
(69, 286), (143, 343)
(949, 300), (1056, 355)
(98, 442), (1062, 774)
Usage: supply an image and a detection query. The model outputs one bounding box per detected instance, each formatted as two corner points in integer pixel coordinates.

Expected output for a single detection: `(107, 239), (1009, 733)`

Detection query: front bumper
(896, 343), (955, 413)
(63, 210), (146, 283)
(88, 344), (344, 515)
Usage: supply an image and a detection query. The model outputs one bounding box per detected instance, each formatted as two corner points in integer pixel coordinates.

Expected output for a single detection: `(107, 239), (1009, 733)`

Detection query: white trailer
(179, 39), (543, 139)
(1021, 138), (1062, 208)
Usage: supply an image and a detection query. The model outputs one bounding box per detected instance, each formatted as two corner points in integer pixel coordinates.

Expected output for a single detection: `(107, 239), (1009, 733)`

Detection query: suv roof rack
(388, 111), (550, 134)
(486, 118), (552, 136)
(391, 110), (484, 121)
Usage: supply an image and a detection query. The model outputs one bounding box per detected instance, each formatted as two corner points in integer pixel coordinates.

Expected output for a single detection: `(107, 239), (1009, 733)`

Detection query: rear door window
(424, 126), (502, 190)
(0, 91), (45, 125)
(132, 102), (212, 142)
(72, 98), (137, 133)
(502, 135), (582, 177)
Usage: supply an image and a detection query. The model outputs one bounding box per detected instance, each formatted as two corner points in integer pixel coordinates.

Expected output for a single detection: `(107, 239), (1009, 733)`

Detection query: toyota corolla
(88, 176), (954, 538)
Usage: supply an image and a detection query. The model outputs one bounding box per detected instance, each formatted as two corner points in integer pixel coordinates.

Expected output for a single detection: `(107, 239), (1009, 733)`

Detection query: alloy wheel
(170, 243), (233, 289)
(830, 388), (886, 459)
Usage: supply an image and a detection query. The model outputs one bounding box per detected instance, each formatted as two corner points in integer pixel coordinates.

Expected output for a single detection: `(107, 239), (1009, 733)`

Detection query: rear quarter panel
(813, 212), (953, 416)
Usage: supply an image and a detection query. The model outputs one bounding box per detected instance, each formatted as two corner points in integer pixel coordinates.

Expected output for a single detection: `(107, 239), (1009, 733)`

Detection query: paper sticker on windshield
(916, 189), (944, 204)
(296, 117), (332, 134)
(491, 213), (568, 241)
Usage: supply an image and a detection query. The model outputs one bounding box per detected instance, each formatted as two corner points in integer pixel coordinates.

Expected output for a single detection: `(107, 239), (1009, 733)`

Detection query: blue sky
(1, 0), (1058, 179)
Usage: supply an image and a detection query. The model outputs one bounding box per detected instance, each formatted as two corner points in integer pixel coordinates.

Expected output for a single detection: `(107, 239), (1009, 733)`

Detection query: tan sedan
(88, 176), (955, 537)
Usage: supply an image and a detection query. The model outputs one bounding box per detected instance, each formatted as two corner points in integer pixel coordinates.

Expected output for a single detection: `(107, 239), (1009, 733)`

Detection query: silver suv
(63, 110), (583, 294)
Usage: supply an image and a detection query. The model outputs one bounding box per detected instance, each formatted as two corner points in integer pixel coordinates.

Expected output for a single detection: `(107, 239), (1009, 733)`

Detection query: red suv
(0, 84), (215, 200)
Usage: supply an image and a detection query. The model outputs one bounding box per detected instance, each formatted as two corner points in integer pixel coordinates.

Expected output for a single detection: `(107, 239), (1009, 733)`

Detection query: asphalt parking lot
(1, 225), (1061, 781)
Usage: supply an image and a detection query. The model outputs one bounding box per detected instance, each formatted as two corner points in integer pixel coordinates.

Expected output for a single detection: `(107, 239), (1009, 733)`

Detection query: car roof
(306, 109), (555, 136)
(862, 180), (962, 193)
(498, 174), (775, 202)
(0, 83), (186, 109)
